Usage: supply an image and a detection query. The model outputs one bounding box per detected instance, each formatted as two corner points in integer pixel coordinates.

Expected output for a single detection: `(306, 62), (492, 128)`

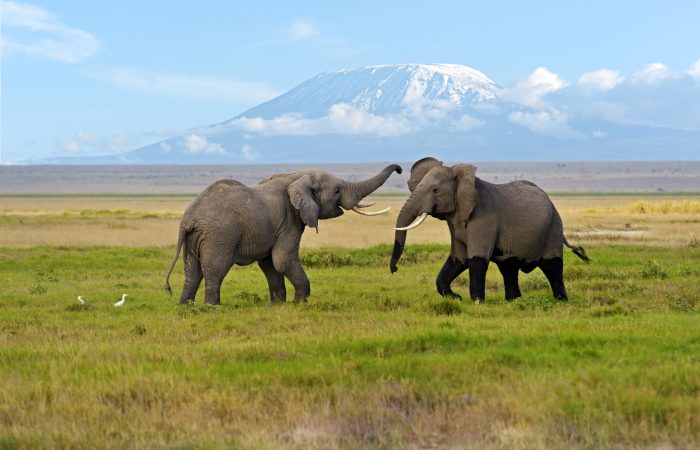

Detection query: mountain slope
(233, 64), (498, 119)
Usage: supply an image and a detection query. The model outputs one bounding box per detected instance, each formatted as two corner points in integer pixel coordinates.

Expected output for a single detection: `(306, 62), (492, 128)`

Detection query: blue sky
(2, 0), (700, 162)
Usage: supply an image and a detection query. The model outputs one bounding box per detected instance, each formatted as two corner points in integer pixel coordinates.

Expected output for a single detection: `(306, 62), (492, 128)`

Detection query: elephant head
(287, 164), (403, 230)
(390, 159), (477, 272)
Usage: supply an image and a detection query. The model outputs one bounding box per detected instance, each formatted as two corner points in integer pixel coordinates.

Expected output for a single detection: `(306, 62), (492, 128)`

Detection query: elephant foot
(438, 287), (463, 301)
(554, 291), (569, 301)
(446, 291), (463, 301)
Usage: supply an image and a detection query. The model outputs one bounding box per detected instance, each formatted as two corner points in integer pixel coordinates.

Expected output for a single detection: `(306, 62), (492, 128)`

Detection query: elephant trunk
(390, 192), (423, 273)
(342, 164), (402, 208)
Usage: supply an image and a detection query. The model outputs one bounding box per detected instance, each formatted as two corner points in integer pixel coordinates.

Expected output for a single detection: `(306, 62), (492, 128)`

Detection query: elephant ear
(452, 164), (479, 223)
(287, 174), (320, 229)
(408, 157), (443, 192)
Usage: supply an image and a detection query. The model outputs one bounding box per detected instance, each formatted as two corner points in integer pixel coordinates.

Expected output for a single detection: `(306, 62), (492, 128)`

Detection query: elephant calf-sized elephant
(166, 164), (402, 305)
(390, 157), (589, 301)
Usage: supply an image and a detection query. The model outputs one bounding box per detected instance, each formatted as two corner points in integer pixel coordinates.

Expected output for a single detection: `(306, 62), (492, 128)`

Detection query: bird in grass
(77, 296), (86, 305)
(114, 293), (127, 307)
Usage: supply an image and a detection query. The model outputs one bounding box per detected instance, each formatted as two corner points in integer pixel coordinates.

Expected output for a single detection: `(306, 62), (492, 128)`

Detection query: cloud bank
(229, 59), (700, 141)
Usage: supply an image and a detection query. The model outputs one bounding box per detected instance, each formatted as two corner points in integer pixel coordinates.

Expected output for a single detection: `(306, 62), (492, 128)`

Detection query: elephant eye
(335, 188), (341, 194)
(433, 188), (439, 194)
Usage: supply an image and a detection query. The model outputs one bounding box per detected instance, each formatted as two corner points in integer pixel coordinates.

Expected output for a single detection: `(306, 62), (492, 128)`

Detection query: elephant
(389, 157), (589, 302)
(165, 164), (402, 305)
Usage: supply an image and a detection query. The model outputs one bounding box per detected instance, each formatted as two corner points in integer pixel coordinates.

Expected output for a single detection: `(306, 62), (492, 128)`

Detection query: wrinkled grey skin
(165, 164), (402, 305)
(390, 157), (588, 302)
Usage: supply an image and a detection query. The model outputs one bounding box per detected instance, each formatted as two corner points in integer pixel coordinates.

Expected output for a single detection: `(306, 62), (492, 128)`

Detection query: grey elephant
(165, 164), (402, 305)
(389, 157), (588, 301)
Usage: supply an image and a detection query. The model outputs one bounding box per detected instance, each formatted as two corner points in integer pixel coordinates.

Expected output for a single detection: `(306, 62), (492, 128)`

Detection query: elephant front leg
(496, 258), (522, 301)
(283, 260), (310, 303)
(467, 257), (489, 302)
(436, 256), (468, 300)
(258, 256), (287, 303)
(272, 238), (310, 303)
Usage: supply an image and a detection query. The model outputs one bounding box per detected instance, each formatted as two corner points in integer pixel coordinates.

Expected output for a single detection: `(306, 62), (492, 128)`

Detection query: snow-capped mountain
(234, 64), (497, 119)
(41, 63), (700, 163)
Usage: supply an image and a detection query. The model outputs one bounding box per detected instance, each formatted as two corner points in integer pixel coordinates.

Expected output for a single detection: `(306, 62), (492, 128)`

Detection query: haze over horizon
(2, 1), (699, 163)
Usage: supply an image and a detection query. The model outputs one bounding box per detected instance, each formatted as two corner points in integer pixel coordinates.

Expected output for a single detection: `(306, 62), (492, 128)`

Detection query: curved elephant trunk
(341, 164), (402, 208)
(390, 192), (423, 273)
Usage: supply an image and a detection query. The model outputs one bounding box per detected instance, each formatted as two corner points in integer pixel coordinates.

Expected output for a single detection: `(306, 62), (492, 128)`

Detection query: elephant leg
(258, 256), (286, 303)
(436, 256), (468, 300)
(496, 258), (522, 301)
(201, 250), (234, 306)
(467, 257), (489, 302)
(179, 251), (203, 304)
(282, 260), (310, 303)
(539, 257), (568, 300)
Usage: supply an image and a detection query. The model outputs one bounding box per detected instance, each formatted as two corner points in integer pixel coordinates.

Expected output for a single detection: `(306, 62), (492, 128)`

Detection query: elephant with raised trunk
(390, 157), (588, 302)
(166, 164), (402, 305)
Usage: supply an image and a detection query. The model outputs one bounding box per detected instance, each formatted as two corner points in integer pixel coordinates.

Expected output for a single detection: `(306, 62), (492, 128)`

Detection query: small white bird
(114, 293), (127, 307)
(77, 296), (85, 305)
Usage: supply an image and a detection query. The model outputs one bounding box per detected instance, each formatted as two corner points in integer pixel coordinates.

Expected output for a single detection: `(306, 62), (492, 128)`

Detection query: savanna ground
(0, 194), (699, 449)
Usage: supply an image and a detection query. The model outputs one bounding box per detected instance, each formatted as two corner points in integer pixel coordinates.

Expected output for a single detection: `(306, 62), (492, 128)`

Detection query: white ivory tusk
(394, 213), (428, 231)
(351, 206), (391, 216)
(355, 201), (376, 208)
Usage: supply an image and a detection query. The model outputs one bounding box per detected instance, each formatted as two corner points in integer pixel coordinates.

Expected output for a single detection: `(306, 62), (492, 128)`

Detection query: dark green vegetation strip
(0, 244), (698, 449)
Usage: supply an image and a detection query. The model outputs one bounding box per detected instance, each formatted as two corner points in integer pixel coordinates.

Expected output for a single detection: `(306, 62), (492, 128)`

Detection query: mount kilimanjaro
(50, 63), (700, 163)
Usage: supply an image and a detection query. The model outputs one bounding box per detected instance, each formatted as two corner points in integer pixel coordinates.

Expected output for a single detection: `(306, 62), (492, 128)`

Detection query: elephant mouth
(430, 204), (451, 220)
(328, 207), (344, 219)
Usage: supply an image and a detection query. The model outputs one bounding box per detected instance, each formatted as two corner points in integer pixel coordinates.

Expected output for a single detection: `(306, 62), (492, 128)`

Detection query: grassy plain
(0, 194), (699, 449)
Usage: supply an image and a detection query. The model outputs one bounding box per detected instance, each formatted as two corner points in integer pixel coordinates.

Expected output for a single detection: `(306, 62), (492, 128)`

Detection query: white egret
(77, 296), (86, 305)
(114, 293), (127, 307)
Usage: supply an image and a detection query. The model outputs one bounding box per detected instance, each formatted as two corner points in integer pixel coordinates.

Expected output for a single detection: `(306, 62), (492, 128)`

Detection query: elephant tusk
(355, 201), (376, 208)
(395, 213), (428, 231)
(351, 206), (391, 216)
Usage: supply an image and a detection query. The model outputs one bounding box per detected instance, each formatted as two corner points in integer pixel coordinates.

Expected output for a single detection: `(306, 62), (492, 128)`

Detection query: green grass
(1, 244), (698, 449)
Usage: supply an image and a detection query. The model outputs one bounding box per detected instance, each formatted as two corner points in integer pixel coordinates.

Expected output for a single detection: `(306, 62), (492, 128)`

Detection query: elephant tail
(164, 225), (187, 295)
(564, 237), (591, 262)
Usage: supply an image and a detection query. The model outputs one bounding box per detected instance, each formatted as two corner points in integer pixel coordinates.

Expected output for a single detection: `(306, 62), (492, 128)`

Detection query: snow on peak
(237, 63), (498, 119)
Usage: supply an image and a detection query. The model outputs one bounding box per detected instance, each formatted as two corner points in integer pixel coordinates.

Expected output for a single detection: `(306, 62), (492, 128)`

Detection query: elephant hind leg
(258, 256), (287, 303)
(496, 258), (522, 301)
(180, 250), (203, 304)
(540, 257), (568, 300)
(201, 249), (235, 306)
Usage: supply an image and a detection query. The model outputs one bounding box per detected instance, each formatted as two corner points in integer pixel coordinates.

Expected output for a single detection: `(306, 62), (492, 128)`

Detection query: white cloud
(290, 20), (317, 40)
(629, 63), (672, 84)
(93, 68), (280, 103)
(508, 109), (584, 139)
(1, 0), (99, 63)
(56, 131), (134, 155)
(183, 134), (225, 154)
(159, 142), (172, 153)
(501, 67), (566, 108)
(240, 144), (257, 161)
(688, 58), (700, 82)
(326, 103), (414, 135)
(576, 69), (624, 91)
(452, 114), (485, 131)
(592, 130), (607, 138)
(233, 103), (415, 137)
